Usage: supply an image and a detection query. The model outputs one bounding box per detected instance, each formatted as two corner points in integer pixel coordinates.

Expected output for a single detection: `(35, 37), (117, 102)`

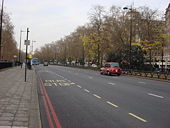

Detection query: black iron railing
(0, 61), (13, 69)
(122, 69), (170, 80)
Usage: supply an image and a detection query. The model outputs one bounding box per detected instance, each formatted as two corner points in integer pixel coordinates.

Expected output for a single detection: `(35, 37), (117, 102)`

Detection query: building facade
(165, 3), (170, 69)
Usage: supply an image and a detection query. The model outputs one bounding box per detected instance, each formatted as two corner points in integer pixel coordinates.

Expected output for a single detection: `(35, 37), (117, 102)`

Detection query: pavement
(0, 66), (41, 128)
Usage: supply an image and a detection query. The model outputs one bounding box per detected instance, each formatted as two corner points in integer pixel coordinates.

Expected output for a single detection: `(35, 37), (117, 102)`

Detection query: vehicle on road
(43, 61), (48, 66)
(100, 62), (122, 76)
(91, 64), (97, 68)
(154, 68), (170, 74)
(31, 58), (39, 65)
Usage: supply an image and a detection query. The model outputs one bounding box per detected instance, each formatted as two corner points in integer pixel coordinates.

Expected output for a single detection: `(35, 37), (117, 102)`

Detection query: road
(35, 65), (170, 128)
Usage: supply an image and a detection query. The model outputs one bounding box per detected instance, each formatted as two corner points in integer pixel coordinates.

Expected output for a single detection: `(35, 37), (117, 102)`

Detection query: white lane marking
(88, 76), (93, 79)
(84, 89), (90, 93)
(108, 83), (116, 85)
(148, 93), (164, 99)
(77, 85), (82, 88)
(138, 81), (146, 84)
(112, 77), (118, 79)
(55, 74), (59, 76)
(55, 74), (65, 78)
(93, 94), (101, 99)
(0, 126), (28, 128)
(106, 101), (118, 108)
(75, 73), (79, 75)
(129, 113), (147, 122)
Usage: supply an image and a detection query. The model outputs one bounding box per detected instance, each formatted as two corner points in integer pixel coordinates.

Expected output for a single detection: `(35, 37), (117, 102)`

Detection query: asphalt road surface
(35, 65), (170, 128)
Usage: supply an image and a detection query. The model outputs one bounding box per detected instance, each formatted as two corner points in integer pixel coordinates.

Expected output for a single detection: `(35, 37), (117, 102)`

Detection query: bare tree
(1, 12), (17, 60)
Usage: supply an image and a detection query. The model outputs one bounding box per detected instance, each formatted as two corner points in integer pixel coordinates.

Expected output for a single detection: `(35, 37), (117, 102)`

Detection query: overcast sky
(4, 0), (170, 52)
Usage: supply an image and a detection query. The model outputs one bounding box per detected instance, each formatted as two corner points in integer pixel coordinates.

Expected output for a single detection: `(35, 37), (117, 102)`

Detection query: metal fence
(0, 61), (13, 69)
(122, 70), (170, 80)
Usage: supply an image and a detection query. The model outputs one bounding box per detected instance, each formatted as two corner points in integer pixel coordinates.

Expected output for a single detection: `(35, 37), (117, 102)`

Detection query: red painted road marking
(39, 81), (55, 128)
(40, 78), (62, 128)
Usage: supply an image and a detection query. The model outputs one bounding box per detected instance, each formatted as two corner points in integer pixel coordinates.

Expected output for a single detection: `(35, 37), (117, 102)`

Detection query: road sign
(24, 40), (30, 45)
(28, 54), (32, 59)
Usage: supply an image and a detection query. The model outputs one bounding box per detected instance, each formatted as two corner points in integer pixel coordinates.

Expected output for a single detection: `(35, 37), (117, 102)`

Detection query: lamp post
(123, 6), (133, 70)
(25, 28), (30, 82)
(18, 30), (25, 63)
(0, 0), (4, 60)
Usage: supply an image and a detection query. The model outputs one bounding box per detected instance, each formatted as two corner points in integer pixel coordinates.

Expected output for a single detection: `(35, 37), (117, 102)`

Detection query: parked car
(154, 68), (170, 74)
(43, 61), (48, 66)
(100, 62), (122, 76)
(91, 64), (97, 68)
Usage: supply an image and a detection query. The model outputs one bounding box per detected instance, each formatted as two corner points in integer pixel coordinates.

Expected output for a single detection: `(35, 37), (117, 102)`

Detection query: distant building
(165, 3), (170, 69)
(123, 4), (170, 70)
(151, 3), (170, 69)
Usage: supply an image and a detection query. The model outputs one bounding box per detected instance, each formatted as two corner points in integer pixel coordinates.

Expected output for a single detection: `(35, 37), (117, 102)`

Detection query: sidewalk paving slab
(0, 67), (41, 128)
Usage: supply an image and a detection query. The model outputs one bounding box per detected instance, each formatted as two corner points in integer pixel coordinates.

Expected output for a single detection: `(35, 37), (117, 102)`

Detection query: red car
(100, 62), (122, 76)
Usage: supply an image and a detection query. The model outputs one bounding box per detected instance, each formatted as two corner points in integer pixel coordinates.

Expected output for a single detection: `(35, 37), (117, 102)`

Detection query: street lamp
(0, 0), (4, 60)
(18, 30), (25, 63)
(123, 6), (133, 70)
(25, 28), (30, 82)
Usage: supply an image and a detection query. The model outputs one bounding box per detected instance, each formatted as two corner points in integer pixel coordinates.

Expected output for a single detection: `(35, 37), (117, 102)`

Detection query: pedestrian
(27, 60), (32, 70)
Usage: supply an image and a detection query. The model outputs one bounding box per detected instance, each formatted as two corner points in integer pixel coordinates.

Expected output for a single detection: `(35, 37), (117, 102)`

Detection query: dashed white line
(106, 101), (118, 108)
(112, 77), (118, 79)
(77, 85), (82, 88)
(129, 113), (147, 122)
(0, 126), (28, 128)
(88, 76), (93, 79)
(84, 89), (90, 93)
(55, 74), (65, 78)
(93, 94), (101, 99)
(138, 81), (146, 84)
(148, 93), (164, 99)
(108, 83), (116, 85)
